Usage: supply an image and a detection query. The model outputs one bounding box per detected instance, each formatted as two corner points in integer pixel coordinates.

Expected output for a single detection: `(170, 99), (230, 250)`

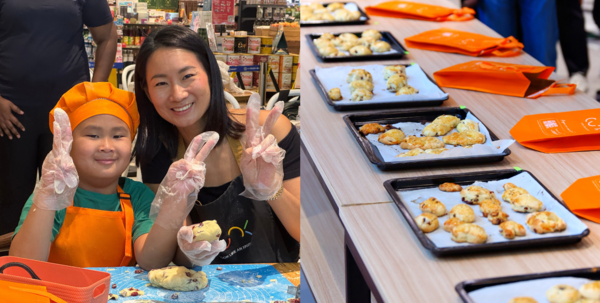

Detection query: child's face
(71, 115), (132, 185)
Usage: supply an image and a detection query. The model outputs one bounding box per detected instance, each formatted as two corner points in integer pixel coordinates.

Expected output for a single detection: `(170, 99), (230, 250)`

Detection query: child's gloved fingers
(53, 108), (73, 154)
(262, 101), (284, 136)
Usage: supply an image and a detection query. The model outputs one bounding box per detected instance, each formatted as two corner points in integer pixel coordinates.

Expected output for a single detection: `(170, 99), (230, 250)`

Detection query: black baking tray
(310, 66), (448, 111)
(306, 31), (406, 62)
(456, 267), (600, 303)
(383, 169), (590, 257)
(300, 2), (370, 27)
(343, 107), (511, 170)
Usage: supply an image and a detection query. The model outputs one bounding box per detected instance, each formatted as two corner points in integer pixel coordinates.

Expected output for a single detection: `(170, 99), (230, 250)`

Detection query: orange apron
(48, 187), (134, 268)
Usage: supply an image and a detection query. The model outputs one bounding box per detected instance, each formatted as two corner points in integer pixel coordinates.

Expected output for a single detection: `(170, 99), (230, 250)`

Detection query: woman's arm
(89, 22), (117, 82)
(9, 206), (56, 261)
(268, 177), (300, 241)
(134, 213), (189, 270)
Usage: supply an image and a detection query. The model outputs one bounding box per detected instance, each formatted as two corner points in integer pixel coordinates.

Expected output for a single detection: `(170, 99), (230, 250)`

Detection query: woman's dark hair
(133, 26), (245, 166)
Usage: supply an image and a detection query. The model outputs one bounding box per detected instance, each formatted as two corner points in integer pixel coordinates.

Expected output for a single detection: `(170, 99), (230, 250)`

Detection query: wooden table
(299, 0), (600, 302)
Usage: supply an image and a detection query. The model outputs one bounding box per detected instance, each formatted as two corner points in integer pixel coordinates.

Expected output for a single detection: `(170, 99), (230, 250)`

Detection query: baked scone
(300, 13), (313, 21)
(330, 51), (348, 57)
(509, 298), (539, 303)
(400, 136), (445, 150)
(386, 74), (407, 92)
(419, 197), (447, 217)
(424, 147), (447, 154)
(334, 8), (352, 21)
(451, 223), (487, 244)
(449, 204), (475, 223)
(371, 41), (392, 53)
(321, 13), (336, 21)
(319, 32), (335, 40)
(460, 185), (496, 205)
(502, 183), (529, 203)
(479, 199), (502, 217)
(499, 221), (526, 239)
(395, 85), (418, 95)
(148, 266), (208, 291)
(526, 211), (567, 234)
(313, 8), (330, 15)
(457, 119), (479, 133)
(511, 194), (544, 213)
(546, 284), (581, 303)
(350, 89), (373, 102)
(383, 65), (406, 80)
(574, 299), (600, 303)
(314, 38), (335, 49)
(329, 88), (342, 101)
(439, 182), (462, 192)
(347, 69), (373, 83)
(309, 2), (325, 10)
(339, 33), (359, 43)
(331, 37), (344, 46)
(580, 282), (600, 299)
(396, 148), (424, 157)
(349, 10), (362, 20)
(415, 213), (439, 233)
(319, 46), (340, 57)
(442, 130), (486, 146)
(362, 29), (382, 40)
(339, 42), (357, 51)
(357, 36), (377, 47)
(349, 45), (372, 56)
(443, 217), (465, 232)
(359, 123), (384, 135)
(327, 2), (345, 12)
(349, 80), (374, 93)
(487, 210), (509, 225)
(378, 129), (406, 145)
(423, 115), (461, 136)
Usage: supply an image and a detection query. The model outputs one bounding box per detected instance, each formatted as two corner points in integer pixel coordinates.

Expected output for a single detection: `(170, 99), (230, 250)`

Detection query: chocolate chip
(188, 279), (192, 284)
(112, 284), (117, 289)
(422, 218), (426, 223)
(186, 272), (192, 277)
(171, 294), (179, 299)
(533, 228), (537, 233)
(192, 279), (198, 282)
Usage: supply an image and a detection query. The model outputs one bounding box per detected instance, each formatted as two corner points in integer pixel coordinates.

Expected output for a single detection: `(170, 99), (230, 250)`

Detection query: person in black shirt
(133, 26), (300, 264)
(0, 0), (118, 236)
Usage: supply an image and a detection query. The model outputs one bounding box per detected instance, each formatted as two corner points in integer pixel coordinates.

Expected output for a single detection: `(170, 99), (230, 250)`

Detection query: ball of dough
(449, 204), (475, 223)
(443, 217), (465, 232)
(321, 13), (336, 21)
(347, 69), (373, 83)
(460, 185), (496, 205)
(419, 197), (447, 217)
(340, 41), (357, 51)
(314, 39), (336, 50)
(349, 45), (372, 56)
(499, 221), (526, 239)
(149, 266), (208, 291)
(415, 213), (439, 233)
(371, 41), (391, 53)
(334, 8), (352, 21)
(319, 46), (340, 57)
(319, 33), (335, 40)
(349, 10), (362, 21)
(547, 284), (581, 303)
(457, 119), (479, 133)
(192, 220), (221, 242)
(580, 281), (600, 299)
(378, 129), (406, 145)
(329, 88), (342, 101)
(357, 36), (377, 47)
(339, 33), (359, 43)
(327, 2), (345, 12)
(451, 223), (487, 244)
(362, 29), (382, 40)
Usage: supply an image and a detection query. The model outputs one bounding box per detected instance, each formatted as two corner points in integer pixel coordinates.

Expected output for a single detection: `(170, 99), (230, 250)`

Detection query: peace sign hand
(32, 108), (79, 210)
(239, 93), (286, 201)
(150, 132), (219, 230)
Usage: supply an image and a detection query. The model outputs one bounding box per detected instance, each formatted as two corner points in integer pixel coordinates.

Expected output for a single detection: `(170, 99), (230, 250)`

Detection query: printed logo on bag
(584, 117), (600, 131)
(538, 119), (563, 136)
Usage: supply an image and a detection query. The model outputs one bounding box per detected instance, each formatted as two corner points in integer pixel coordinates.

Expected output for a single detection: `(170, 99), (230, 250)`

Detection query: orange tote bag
(510, 108), (600, 153)
(404, 28), (523, 57)
(433, 61), (576, 98)
(562, 175), (600, 223)
(365, 1), (475, 21)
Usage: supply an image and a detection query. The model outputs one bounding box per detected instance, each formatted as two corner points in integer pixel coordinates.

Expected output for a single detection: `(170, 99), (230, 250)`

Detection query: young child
(9, 82), (223, 269)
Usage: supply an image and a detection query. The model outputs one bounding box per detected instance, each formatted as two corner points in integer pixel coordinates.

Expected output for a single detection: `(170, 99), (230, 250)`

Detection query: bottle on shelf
(135, 26), (141, 46)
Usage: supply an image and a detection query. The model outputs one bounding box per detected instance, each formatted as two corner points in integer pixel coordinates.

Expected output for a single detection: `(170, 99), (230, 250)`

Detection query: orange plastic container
(0, 256), (110, 303)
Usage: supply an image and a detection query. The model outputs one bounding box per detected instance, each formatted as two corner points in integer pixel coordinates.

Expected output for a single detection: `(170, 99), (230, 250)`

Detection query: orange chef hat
(49, 82), (139, 140)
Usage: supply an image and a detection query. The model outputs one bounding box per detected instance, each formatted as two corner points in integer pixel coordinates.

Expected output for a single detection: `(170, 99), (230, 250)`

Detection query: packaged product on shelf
(248, 37), (261, 54)
(226, 54), (240, 66)
(241, 72), (253, 88)
(214, 53), (227, 63)
(279, 73), (292, 90)
(281, 55), (293, 73)
(267, 72), (279, 90)
(241, 54), (254, 66)
(234, 31), (248, 53)
(268, 55), (280, 72)
(261, 37), (273, 54)
(222, 36), (235, 54)
(253, 54), (269, 87)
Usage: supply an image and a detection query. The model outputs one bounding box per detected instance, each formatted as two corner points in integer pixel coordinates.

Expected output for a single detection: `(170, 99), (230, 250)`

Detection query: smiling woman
(133, 26), (301, 265)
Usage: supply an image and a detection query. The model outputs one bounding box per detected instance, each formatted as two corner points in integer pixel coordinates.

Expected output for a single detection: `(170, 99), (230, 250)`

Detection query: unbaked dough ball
(148, 266), (208, 291)
(192, 220), (221, 243)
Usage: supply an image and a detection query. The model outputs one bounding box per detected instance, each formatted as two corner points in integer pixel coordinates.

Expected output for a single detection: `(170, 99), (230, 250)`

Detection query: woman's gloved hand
(239, 93), (286, 201)
(32, 108), (79, 210)
(150, 132), (219, 230)
(177, 225), (226, 266)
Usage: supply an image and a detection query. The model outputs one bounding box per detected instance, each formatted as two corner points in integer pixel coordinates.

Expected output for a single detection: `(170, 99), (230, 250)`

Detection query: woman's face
(145, 48), (211, 129)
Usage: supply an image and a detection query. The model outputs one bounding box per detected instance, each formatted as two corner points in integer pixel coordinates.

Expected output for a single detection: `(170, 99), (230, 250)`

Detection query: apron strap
(226, 135), (244, 168)
(117, 186), (134, 267)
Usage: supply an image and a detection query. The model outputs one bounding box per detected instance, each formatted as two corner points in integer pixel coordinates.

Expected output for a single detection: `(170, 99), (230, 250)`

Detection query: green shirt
(14, 177), (156, 244)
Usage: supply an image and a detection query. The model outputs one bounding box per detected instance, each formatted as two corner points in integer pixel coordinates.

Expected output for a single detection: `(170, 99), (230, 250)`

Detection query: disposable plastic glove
(150, 132), (219, 230)
(32, 108), (78, 210)
(239, 93), (286, 200)
(177, 225), (226, 266)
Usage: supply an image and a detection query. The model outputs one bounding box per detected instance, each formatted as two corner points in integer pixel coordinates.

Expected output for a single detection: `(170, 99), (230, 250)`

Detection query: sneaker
(569, 72), (589, 93)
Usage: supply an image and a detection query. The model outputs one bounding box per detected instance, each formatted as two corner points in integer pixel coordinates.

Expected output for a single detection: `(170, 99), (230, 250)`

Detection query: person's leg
(556, 0), (589, 75)
(0, 105), (42, 235)
(476, 0), (519, 38)
(519, 0), (559, 67)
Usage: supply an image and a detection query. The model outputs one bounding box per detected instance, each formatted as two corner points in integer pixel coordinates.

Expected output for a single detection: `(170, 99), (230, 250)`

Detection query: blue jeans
(477, 0), (559, 67)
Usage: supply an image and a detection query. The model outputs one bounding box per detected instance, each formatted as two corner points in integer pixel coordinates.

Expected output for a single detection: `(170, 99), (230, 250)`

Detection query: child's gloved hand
(239, 93), (286, 201)
(32, 108), (79, 211)
(177, 225), (226, 266)
(150, 132), (219, 230)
